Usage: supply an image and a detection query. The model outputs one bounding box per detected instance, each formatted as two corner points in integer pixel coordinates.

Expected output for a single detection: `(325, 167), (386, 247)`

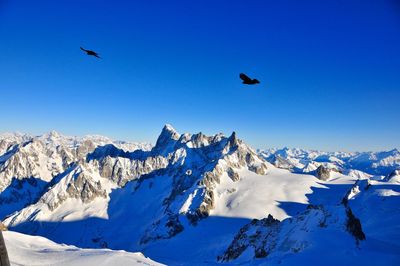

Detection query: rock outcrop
(219, 204), (363, 263)
(315, 165), (332, 180)
(219, 214), (280, 262)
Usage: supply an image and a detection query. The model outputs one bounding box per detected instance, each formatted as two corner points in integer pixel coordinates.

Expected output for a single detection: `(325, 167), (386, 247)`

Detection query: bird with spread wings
(80, 47), (101, 59)
(239, 73), (260, 85)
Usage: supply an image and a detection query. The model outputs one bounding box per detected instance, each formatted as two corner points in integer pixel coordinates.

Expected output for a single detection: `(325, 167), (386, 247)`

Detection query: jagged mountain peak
(153, 124), (181, 153)
(2, 126), (270, 247)
(228, 131), (239, 147)
(160, 124), (180, 139)
(153, 125), (246, 156)
(163, 123), (177, 133)
(1, 128), (400, 265)
(44, 130), (62, 138)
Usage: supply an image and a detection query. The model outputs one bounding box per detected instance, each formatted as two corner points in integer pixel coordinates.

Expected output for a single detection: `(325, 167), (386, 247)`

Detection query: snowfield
(0, 127), (399, 265)
(3, 231), (164, 266)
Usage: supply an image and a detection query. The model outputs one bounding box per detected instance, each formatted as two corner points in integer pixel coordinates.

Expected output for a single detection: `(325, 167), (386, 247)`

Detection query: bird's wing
(240, 73), (252, 82)
(94, 53), (101, 59)
(80, 47), (87, 52)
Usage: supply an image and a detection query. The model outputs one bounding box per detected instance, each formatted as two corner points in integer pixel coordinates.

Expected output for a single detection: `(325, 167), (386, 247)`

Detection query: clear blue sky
(0, 0), (399, 151)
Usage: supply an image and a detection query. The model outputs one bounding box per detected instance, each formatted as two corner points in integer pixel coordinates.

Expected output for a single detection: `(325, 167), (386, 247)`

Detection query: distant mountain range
(1, 126), (399, 265)
(260, 147), (400, 177)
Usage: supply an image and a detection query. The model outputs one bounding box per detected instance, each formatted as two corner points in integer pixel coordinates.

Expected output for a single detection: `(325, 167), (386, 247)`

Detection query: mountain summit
(1, 125), (269, 241)
(0, 126), (399, 265)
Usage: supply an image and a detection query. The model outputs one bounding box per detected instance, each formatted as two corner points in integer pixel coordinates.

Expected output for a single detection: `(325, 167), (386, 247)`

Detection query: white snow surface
(0, 128), (399, 265)
(3, 231), (164, 266)
(212, 164), (322, 220)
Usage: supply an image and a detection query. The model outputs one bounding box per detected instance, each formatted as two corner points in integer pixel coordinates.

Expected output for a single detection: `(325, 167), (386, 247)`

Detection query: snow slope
(0, 127), (399, 265)
(219, 175), (400, 265)
(3, 231), (164, 266)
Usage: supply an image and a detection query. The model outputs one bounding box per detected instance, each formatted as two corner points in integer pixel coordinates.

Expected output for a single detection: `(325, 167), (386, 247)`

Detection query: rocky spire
(153, 124), (181, 154)
(228, 131), (239, 147)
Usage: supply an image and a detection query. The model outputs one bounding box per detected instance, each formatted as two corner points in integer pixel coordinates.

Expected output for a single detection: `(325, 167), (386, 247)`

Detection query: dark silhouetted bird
(239, 73), (260, 85)
(80, 47), (101, 58)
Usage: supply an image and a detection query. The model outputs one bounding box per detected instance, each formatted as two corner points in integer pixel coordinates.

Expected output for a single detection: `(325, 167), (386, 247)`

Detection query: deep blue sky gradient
(0, 0), (399, 151)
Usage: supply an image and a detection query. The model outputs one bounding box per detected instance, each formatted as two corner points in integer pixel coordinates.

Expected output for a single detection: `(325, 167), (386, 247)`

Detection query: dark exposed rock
(0, 222), (6, 231)
(345, 207), (366, 243)
(0, 230), (10, 266)
(66, 173), (107, 204)
(76, 139), (97, 160)
(140, 213), (184, 244)
(249, 163), (268, 175)
(269, 154), (293, 170)
(228, 131), (239, 147)
(385, 169), (400, 182)
(254, 247), (268, 258)
(165, 214), (184, 236)
(86, 144), (129, 162)
(315, 165), (331, 181)
(95, 154), (168, 186)
(341, 179), (371, 207)
(219, 214), (280, 262)
(227, 167), (240, 182)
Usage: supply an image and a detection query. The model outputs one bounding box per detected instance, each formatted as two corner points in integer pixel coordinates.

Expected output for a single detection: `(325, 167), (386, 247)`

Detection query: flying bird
(80, 47), (101, 58)
(239, 73), (260, 85)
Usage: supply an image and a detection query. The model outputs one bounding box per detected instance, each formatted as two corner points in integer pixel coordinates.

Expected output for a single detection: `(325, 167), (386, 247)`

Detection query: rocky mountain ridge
(260, 147), (400, 177)
(2, 125), (269, 245)
(0, 127), (399, 265)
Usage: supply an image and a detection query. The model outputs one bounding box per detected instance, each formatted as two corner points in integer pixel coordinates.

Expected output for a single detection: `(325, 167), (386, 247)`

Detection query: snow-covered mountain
(260, 147), (400, 178)
(0, 131), (150, 221)
(1, 126), (399, 265)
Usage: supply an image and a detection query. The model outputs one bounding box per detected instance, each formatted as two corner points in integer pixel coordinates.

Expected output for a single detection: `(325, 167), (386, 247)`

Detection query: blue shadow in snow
(0, 177), (48, 220)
